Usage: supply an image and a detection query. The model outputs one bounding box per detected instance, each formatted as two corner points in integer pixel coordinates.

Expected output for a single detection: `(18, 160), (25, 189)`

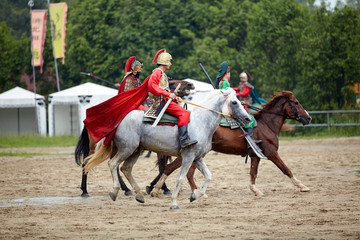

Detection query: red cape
(84, 76), (150, 145)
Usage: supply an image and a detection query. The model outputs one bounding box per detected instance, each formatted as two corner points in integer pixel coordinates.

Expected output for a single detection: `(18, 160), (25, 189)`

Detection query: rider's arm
(148, 69), (171, 98)
(237, 84), (251, 97)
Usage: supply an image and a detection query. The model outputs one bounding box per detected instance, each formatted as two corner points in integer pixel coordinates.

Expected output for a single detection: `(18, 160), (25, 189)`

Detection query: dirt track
(1, 137), (360, 239)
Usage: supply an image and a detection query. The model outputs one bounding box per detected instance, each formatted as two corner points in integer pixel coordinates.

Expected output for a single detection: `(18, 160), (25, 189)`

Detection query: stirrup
(181, 139), (198, 149)
(248, 140), (262, 148)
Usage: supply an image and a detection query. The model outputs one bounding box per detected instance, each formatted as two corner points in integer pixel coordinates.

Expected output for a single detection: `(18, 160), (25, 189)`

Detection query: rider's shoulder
(244, 82), (254, 89)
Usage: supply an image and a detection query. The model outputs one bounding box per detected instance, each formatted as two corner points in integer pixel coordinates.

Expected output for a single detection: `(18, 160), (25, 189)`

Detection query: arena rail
(288, 110), (360, 131)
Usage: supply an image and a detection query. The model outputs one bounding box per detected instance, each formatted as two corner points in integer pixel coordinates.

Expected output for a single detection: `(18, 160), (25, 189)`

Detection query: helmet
(240, 70), (253, 81)
(152, 49), (172, 66)
(124, 56), (143, 75)
(240, 72), (248, 81)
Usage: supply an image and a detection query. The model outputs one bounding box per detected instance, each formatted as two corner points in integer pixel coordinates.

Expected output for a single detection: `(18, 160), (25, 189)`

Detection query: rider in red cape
(84, 76), (150, 146)
(84, 50), (197, 151)
(117, 56), (144, 94)
(145, 49), (197, 152)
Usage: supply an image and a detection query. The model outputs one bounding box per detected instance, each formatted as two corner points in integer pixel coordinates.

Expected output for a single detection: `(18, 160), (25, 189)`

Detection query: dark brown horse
(149, 91), (312, 200)
(74, 79), (195, 197)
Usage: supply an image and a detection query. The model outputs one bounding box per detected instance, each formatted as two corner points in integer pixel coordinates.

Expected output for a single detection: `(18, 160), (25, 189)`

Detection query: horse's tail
(75, 127), (90, 166)
(83, 138), (112, 174)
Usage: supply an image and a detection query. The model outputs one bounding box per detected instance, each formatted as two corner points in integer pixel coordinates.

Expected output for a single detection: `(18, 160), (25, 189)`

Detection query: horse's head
(169, 79), (195, 98)
(280, 91), (312, 125)
(221, 88), (251, 126)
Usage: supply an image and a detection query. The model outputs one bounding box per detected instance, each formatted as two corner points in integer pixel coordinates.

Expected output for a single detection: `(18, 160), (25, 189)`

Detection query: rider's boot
(245, 128), (262, 148)
(179, 125), (197, 152)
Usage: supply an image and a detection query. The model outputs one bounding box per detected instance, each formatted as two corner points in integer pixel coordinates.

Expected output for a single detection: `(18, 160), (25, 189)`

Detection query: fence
(289, 110), (360, 131)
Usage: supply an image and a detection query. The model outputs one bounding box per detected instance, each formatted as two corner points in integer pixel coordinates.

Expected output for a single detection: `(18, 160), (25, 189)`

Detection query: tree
(0, 22), (28, 91)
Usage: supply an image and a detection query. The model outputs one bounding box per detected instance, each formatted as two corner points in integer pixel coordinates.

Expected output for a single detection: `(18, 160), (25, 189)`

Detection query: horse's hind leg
(146, 154), (171, 195)
(120, 148), (144, 203)
(110, 146), (133, 196)
(108, 156), (123, 201)
(270, 152), (309, 192)
(189, 158), (212, 202)
(80, 168), (89, 197)
(117, 168), (133, 196)
(151, 156), (182, 196)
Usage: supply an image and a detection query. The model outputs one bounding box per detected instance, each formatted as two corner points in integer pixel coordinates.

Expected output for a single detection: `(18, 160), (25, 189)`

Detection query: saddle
(219, 116), (257, 129)
(143, 112), (178, 126)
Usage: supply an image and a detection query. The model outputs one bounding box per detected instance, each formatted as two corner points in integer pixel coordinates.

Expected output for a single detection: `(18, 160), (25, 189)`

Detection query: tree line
(0, 0), (359, 110)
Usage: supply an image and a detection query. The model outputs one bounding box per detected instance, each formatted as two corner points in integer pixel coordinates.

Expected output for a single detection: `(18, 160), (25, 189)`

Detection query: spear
(80, 72), (116, 87)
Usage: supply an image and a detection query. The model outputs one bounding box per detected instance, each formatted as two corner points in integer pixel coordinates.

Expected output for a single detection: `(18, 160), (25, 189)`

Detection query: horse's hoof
(124, 190), (133, 196)
(109, 192), (117, 201)
(190, 192), (196, 202)
(146, 186), (153, 195)
(81, 193), (90, 198)
(151, 191), (160, 198)
(300, 186), (310, 192)
(170, 205), (180, 210)
(255, 191), (264, 197)
(163, 189), (172, 195)
(135, 194), (145, 203)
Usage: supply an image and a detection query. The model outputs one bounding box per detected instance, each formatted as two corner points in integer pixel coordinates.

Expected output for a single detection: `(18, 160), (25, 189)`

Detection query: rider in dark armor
(116, 56), (143, 93)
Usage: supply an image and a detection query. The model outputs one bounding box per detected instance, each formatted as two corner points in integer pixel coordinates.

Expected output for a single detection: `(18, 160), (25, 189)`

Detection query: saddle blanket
(143, 111), (178, 126)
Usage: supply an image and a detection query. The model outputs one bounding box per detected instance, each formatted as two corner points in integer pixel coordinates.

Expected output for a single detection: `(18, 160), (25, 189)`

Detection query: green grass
(0, 135), (78, 148)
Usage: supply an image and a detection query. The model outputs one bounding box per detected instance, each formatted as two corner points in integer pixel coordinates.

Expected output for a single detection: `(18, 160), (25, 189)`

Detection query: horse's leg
(249, 156), (264, 196)
(151, 156), (182, 196)
(146, 154), (171, 195)
(189, 158), (212, 202)
(108, 155), (123, 201)
(269, 152), (310, 192)
(117, 168), (133, 196)
(170, 154), (196, 209)
(110, 146), (133, 196)
(79, 131), (96, 197)
(158, 155), (172, 194)
(120, 148), (144, 203)
(80, 167), (89, 197)
(186, 163), (198, 192)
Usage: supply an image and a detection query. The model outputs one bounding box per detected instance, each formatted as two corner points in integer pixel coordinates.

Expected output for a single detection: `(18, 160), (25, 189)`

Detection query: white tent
(48, 82), (117, 136)
(182, 78), (213, 111)
(0, 87), (47, 136)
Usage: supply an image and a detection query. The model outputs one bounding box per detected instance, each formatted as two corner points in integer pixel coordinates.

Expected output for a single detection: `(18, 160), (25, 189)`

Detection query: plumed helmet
(124, 56), (143, 75)
(152, 49), (172, 66)
(239, 70), (253, 81)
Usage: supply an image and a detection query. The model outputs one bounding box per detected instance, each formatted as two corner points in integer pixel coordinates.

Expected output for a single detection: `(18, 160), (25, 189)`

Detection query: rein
(243, 97), (299, 120)
(178, 99), (231, 118)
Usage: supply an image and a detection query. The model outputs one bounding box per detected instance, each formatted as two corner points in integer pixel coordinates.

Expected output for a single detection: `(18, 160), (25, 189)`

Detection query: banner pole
(47, 0), (61, 92)
(28, 0), (41, 135)
(28, 0), (37, 97)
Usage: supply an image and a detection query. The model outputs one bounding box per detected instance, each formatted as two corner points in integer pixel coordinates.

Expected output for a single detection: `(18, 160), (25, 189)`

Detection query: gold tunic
(144, 68), (170, 118)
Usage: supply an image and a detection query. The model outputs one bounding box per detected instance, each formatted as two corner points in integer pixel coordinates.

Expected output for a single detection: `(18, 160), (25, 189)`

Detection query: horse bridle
(244, 97), (300, 120)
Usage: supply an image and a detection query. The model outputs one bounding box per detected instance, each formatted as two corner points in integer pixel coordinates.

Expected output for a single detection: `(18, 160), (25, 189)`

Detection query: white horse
(84, 88), (250, 209)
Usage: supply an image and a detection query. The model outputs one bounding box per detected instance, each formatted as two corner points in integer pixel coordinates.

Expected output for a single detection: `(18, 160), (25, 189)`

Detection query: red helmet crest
(124, 56), (136, 73)
(152, 49), (166, 64)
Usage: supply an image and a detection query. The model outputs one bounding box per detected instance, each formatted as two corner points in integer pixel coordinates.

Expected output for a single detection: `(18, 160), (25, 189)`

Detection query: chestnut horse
(74, 79), (195, 197)
(149, 91), (312, 200)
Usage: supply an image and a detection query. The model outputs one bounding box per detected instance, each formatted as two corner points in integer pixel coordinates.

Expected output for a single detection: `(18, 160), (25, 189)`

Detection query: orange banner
(49, 3), (68, 64)
(31, 10), (47, 73)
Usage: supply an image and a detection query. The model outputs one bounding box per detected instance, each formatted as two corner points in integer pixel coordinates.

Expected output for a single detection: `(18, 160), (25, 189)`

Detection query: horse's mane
(253, 91), (293, 120)
(191, 89), (222, 111)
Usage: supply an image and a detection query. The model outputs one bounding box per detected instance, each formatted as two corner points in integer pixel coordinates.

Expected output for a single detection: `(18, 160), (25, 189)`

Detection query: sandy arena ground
(0, 137), (359, 239)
